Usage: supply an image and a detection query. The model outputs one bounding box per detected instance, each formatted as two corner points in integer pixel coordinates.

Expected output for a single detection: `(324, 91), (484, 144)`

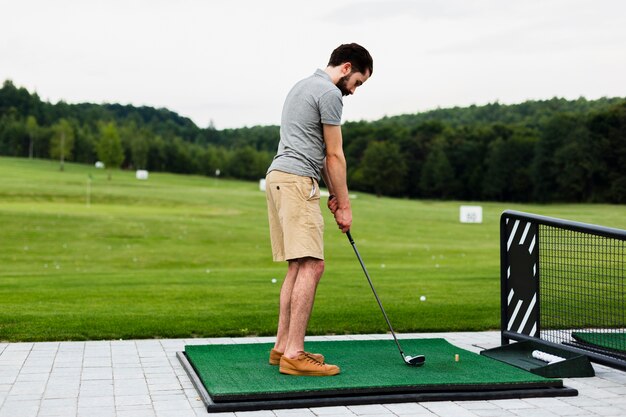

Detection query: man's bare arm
(321, 159), (338, 214)
(323, 124), (351, 232)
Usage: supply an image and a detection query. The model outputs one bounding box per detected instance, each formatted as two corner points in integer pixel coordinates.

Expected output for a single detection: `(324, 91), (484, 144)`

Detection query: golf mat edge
(177, 351), (215, 408)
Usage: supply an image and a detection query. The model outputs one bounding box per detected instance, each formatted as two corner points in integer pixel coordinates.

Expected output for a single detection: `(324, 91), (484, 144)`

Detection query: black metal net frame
(500, 210), (626, 371)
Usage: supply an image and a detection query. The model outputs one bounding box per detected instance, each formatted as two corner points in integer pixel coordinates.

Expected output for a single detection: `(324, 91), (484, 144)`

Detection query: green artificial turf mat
(572, 332), (626, 353)
(184, 338), (561, 401)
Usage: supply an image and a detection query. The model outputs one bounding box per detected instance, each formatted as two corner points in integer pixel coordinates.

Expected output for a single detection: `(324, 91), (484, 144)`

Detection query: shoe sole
(279, 366), (340, 376)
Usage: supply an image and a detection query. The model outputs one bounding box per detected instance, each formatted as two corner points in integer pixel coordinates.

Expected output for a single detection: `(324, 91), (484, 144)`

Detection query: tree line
(1, 79), (625, 203)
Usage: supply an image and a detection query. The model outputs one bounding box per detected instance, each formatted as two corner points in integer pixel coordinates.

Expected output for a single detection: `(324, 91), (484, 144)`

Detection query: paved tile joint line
(1, 332), (625, 417)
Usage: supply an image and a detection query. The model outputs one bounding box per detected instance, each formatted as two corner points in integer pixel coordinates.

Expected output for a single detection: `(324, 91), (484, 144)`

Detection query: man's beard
(336, 73), (352, 96)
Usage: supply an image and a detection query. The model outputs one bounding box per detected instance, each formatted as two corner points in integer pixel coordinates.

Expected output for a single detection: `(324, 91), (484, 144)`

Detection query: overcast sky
(2, 0), (625, 129)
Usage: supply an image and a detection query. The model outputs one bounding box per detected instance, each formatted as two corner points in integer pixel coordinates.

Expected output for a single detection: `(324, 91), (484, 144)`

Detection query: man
(265, 43), (373, 376)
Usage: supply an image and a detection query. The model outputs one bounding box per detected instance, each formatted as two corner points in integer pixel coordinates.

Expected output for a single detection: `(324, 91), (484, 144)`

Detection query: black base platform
(481, 340), (595, 378)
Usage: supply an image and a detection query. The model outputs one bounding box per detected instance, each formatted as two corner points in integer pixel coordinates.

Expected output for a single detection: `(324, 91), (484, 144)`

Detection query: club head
(404, 355), (426, 366)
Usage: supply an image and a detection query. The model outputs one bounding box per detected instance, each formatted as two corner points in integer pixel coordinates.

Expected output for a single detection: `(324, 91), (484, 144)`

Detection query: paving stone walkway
(1, 331), (625, 417)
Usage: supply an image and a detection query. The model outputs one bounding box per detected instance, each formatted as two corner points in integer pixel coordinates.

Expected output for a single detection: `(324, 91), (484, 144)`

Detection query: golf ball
(271, 278), (277, 284)
(420, 296), (426, 301)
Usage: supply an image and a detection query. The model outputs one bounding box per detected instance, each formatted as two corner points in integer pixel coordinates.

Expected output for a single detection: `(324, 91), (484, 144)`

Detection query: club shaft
(346, 231), (406, 361)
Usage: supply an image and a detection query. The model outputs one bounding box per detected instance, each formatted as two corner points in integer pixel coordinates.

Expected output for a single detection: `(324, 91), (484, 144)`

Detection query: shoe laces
(302, 352), (324, 366)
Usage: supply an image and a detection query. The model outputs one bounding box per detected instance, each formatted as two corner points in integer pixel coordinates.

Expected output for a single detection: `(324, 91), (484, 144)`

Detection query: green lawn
(1, 156), (625, 342)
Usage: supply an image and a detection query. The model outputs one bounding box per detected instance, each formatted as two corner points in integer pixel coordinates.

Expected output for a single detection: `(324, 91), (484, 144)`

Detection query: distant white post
(214, 169), (221, 186)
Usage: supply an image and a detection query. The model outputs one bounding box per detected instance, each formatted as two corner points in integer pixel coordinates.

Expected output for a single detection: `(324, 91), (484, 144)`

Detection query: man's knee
(299, 257), (325, 277)
(312, 259), (325, 277)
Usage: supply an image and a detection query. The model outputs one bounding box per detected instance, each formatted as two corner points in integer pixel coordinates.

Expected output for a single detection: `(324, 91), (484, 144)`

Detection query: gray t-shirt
(267, 69), (343, 180)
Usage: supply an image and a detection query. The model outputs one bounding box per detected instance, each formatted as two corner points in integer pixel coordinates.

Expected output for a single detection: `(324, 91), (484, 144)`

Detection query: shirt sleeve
(319, 89), (343, 125)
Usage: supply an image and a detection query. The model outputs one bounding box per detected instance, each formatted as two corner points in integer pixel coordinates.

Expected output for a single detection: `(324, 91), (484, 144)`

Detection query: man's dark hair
(328, 43), (373, 76)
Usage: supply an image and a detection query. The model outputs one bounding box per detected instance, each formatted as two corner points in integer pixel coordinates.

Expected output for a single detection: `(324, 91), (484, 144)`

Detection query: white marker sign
(460, 205), (483, 223)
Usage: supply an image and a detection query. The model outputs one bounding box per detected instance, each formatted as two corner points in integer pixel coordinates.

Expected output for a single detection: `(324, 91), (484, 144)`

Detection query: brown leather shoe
(279, 352), (340, 376)
(269, 348), (324, 366)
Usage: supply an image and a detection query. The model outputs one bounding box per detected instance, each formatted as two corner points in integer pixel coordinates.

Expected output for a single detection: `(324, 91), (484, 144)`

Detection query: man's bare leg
(273, 260), (299, 353)
(283, 257), (325, 359)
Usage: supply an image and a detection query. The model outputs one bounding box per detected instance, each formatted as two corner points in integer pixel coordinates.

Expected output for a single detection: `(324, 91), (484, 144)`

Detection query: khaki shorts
(266, 170), (324, 261)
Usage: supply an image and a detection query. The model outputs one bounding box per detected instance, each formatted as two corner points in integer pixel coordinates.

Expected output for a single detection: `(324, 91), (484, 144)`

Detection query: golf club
(346, 230), (425, 367)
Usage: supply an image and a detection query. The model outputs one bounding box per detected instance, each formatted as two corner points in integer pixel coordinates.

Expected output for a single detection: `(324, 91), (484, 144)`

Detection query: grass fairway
(1, 156), (625, 342)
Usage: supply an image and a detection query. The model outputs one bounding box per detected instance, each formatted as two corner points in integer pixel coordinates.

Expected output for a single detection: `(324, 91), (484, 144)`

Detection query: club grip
(346, 230), (354, 245)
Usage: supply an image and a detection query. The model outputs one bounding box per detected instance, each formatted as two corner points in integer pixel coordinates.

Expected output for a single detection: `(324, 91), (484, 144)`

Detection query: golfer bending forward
(265, 43), (373, 376)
